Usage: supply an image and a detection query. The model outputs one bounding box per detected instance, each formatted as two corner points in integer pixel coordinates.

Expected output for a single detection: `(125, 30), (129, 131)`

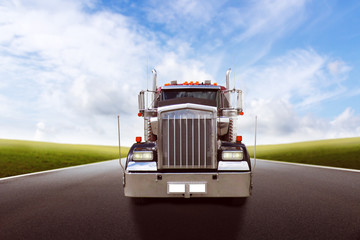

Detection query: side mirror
(138, 91), (145, 112)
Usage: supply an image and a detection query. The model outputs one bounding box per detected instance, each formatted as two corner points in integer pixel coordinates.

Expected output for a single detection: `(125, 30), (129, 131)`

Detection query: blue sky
(0, 0), (359, 146)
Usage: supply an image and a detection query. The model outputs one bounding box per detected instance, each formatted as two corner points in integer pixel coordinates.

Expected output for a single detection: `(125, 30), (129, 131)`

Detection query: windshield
(158, 89), (219, 107)
(162, 90), (218, 101)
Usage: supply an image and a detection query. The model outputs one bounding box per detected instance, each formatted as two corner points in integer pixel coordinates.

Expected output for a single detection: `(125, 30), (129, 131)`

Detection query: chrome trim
(186, 115), (188, 168)
(158, 104), (217, 170)
(150, 117), (158, 135)
(180, 115), (182, 167)
(127, 161), (157, 171)
(192, 116), (194, 167)
(158, 103), (217, 114)
(222, 109), (238, 117)
(152, 69), (157, 108)
(124, 172), (251, 198)
(218, 161), (250, 171)
(173, 114), (176, 167)
(167, 115), (170, 166)
(138, 91), (145, 111)
(226, 68), (231, 90)
(218, 117), (229, 136)
(204, 115), (206, 167)
(152, 69), (157, 92)
(198, 114), (200, 168)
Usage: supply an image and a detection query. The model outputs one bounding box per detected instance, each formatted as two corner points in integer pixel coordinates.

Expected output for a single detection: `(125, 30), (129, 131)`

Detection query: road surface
(0, 159), (359, 240)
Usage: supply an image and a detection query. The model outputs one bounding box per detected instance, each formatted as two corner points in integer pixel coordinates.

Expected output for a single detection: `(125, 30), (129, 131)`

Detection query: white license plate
(189, 183), (206, 193)
(167, 183), (207, 194)
(168, 183), (186, 193)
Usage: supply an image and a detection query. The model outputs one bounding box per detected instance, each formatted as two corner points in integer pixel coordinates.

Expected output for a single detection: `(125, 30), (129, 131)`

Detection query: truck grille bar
(159, 108), (217, 169)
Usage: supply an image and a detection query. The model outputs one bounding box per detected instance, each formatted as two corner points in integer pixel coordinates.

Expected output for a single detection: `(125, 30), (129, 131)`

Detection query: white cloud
(155, 52), (213, 84)
(235, 48), (355, 145)
(142, 0), (310, 71)
(239, 100), (360, 145)
(0, 0), (358, 147)
(327, 60), (351, 76)
(144, 0), (223, 31)
(240, 49), (350, 108)
(34, 121), (46, 140)
(142, 0), (311, 74)
(238, 0), (308, 41)
(0, 0), (218, 146)
(329, 108), (360, 138)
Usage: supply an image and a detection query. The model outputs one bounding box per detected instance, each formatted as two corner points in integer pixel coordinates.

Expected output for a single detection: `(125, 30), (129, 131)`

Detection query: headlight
(133, 151), (153, 161)
(222, 151), (243, 160)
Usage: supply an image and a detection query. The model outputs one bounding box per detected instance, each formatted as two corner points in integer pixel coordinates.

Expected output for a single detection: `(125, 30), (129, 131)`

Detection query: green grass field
(247, 137), (360, 170)
(0, 137), (359, 178)
(0, 139), (129, 178)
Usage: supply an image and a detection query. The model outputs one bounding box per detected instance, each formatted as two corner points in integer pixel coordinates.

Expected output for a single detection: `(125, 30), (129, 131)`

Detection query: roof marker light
(236, 136), (243, 142)
(195, 81), (199, 85)
(213, 83), (217, 86)
(136, 136), (142, 143)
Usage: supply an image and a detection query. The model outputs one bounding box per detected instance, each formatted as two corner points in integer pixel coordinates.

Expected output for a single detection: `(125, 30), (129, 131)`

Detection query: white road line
(1, 158), (358, 182)
(254, 159), (360, 173)
(0, 159), (126, 182)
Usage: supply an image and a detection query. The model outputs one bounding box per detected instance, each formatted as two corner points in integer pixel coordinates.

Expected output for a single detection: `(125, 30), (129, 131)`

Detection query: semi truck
(122, 68), (252, 198)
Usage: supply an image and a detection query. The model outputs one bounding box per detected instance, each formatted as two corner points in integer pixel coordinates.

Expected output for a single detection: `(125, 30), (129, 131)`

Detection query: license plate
(167, 183), (207, 194)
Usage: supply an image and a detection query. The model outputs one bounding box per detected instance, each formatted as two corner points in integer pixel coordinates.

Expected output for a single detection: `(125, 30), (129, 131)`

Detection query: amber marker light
(236, 136), (243, 142)
(136, 136), (142, 143)
(138, 112), (142, 117)
(213, 83), (217, 86)
(240, 111), (244, 116)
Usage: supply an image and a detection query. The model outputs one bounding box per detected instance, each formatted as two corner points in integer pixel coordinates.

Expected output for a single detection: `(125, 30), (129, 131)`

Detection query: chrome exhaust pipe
(226, 68), (231, 90)
(152, 69), (157, 108)
(152, 69), (157, 92)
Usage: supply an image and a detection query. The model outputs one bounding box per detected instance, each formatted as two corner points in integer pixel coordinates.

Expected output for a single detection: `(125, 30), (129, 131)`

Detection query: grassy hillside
(0, 139), (129, 178)
(1, 137), (359, 178)
(247, 137), (360, 170)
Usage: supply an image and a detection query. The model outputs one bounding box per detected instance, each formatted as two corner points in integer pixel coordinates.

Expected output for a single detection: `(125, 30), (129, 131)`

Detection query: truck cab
(123, 69), (252, 198)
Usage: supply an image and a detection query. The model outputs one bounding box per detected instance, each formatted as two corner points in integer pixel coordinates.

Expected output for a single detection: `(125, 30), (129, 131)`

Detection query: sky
(0, 0), (360, 146)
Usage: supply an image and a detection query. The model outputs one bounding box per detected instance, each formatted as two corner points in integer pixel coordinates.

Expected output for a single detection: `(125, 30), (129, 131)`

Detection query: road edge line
(2, 158), (358, 182)
(0, 159), (125, 182)
(255, 159), (360, 173)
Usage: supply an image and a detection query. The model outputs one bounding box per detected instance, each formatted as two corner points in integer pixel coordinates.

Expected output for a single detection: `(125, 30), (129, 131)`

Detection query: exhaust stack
(226, 68), (231, 90)
(152, 69), (157, 108)
(152, 69), (157, 92)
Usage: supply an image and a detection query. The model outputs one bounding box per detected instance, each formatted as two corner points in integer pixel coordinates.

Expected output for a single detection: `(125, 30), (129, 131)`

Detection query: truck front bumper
(124, 171), (252, 198)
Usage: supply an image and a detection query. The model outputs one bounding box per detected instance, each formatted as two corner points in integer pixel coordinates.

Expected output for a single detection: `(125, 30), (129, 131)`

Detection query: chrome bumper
(124, 171), (251, 198)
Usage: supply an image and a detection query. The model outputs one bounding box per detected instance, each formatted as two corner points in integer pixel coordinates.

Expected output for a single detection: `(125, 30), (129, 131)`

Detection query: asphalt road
(0, 159), (359, 240)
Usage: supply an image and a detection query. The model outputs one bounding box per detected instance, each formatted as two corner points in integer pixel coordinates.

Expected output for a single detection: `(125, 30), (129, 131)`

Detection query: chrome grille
(159, 108), (217, 169)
